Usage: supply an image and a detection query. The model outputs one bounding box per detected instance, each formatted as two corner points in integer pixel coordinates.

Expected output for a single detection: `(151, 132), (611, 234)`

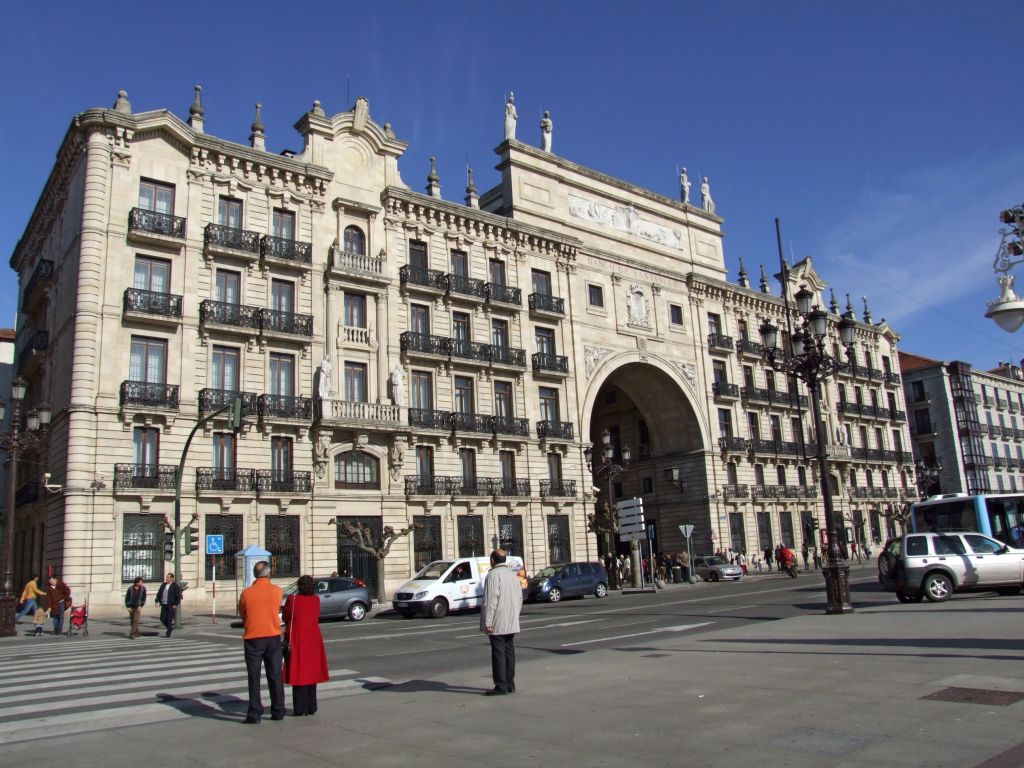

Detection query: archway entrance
(586, 360), (710, 574)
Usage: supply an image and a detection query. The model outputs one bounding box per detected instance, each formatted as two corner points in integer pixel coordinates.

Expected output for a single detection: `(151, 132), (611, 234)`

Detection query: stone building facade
(8, 90), (914, 607)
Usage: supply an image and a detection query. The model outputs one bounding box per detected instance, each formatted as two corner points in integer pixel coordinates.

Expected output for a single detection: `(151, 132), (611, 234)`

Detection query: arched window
(334, 450), (379, 489)
(344, 225), (366, 256)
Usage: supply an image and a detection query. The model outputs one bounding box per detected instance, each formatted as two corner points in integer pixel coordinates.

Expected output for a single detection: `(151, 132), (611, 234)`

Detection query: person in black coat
(156, 573), (183, 637)
(124, 577), (147, 639)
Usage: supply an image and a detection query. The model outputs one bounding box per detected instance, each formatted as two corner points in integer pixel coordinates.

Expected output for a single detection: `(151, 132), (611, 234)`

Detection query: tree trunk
(376, 558), (387, 602)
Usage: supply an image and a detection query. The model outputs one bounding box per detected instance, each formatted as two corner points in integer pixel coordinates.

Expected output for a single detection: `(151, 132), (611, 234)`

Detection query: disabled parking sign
(206, 534), (225, 555)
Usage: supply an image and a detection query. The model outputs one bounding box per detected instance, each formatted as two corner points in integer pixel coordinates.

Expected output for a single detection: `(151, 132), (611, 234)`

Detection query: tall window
(498, 515), (524, 557)
(134, 256), (170, 293)
(411, 371), (432, 410)
(743, 366), (755, 389)
(122, 514), (164, 582)
(776, 465), (786, 485)
(670, 304), (684, 326)
(410, 304), (430, 335)
(535, 327), (555, 355)
(500, 450), (516, 481)
(452, 312), (471, 344)
(494, 381), (513, 417)
(413, 516), (442, 569)
(271, 437), (292, 482)
(770, 415), (782, 443)
(791, 417), (803, 448)
(408, 240), (428, 269)
(539, 387), (559, 422)
(272, 209), (295, 241)
(335, 451), (380, 489)
(547, 452), (562, 482)
(266, 516), (299, 577)
(754, 464), (765, 486)
(138, 180), (174, 214)
(547, 515), (571, 564)
(747, 412), (761, 441)
(798, 466), (808, 486)
(211, 346), (240, 391)
(712, 360), (727, 386)
(450, 249), (469, 276)
(765, 370), (776, 392)
(129, 337), (167, 384)
(269, 353), (294, 397)
(454, 376), (474, 414)
(458, 516), (484, 558)
(531, 269), (552, 295)
(133, 427), (159, 473)
(215, 269), (240, 304)
(271, 279), (294, 313)
(718, 409), (732, 437)
(707, 313), (722, 336)
(492, 319), (510, 349)
(588, 284), (604, 307)
(344, 225), (365, 255)
(415, 445), (434, 478)
(460, 448), (477, 489)
(218, 197), (242, 228)
(212, 433), (236, 473)
(488, 259), (506, 285)
(344, 362), (368, 402)
(344, 294), (367, 328)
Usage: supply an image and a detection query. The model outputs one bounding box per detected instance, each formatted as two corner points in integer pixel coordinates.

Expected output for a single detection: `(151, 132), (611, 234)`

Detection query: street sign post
(678, 524), (696, 582)
(206, 535), (224, 622)
(615, 498), (647, 587)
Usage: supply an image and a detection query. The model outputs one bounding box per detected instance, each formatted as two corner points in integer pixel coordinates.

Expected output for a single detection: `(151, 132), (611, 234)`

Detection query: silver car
(693, 556), (743, 582)
(282, 576), (371, 621)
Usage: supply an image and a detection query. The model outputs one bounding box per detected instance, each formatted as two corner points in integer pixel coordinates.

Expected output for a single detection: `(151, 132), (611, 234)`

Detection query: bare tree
(337, 521), (421, 601)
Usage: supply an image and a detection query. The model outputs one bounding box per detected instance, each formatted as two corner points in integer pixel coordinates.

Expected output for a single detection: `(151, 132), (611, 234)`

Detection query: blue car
(526, 562), (609, 603)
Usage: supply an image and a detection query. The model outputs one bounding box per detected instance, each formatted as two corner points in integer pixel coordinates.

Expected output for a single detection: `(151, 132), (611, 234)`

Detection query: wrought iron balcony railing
(114, 463), (178, 490)
(738, 338), (763, 356)
(196, 467), (257, 492)
(489, 345), (527, 367)
(256, 469), (312, 494)
(741, 386), (771, 404)
(198, 388), (258, 415)
(486, 283), (522, 306)
(491, 478), (532, 497)
(200, 299), (261, 330)
(404, 475), (460, 495)
(449, 337), (493, 363)
(753, 484), (781, 498)
(261, 234), (312, 264)
(408, 408), (452, 430)
(22, 259), (54, 312)
(450, 411), (494, 434)
(457, 477), (494, 496)
(400, 265), (447, 291)
(890, 409), (906, 422)
(885, 372), (901, 385)
(447, 273), (488, 300)
(258, 394), (313, 421)
(491, 414), (531, 437)
(708, 333), (734, 352)
(713, 382), (739, 398)
(723, 484), (749, 499)
(129, 208), (186, 240)
(260, 307), (314, 337)
(401, 331), (450, 356)
(537, 420), (574, 440)
(528, 293), (565, 315)
(204, 223), (260, 254)
(718, 436), (749, 452)
(120, 380), (179, 410)
(532, 352), (569, 374)
(540, 479), (577, 497)
(124, 288), (183, 318)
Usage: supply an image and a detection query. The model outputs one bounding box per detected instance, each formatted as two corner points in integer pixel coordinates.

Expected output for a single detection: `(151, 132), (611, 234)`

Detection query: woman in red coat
(283, 575), (330, 715)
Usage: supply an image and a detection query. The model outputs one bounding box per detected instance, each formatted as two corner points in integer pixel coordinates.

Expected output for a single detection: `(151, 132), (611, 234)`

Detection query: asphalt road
(191, 567), (885, 683)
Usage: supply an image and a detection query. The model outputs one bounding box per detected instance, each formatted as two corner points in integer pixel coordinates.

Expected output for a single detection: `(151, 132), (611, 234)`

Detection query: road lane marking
(561, 622), (713, 647)
(707, 604), (757, 613)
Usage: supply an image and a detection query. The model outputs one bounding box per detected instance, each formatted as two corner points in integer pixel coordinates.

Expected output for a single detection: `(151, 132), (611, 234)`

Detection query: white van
(392, 555), (524, 619)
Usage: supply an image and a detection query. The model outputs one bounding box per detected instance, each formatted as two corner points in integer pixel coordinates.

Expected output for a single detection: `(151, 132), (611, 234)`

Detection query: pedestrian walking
(680, 550), (690, 581)
(124, 577), (147, 639)
(16, 575), (43, 623)
(282, 575), (329, 716)
(45, 575), (71, 635)
(237, 560), (285, 723)
(737, 551), (747, 575)
(480, 548), (523, 696)
(32, 597), (49, 636)
(763, 547), (773, 572)
(801, 545), (810, 571)
(156, 572), (183, 637)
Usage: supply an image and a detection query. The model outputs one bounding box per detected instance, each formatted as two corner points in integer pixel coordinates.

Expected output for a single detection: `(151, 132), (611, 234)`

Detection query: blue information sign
(206, 534), (225, 555)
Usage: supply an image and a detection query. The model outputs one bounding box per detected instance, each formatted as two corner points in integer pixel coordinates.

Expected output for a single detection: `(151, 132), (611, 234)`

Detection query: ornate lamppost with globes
(584, 429), (640, 588)
(914, 460), (942, 499)
(0, 377), (51, 637)
(759, 287), (858, 614)
(985, 205), (1024, 333)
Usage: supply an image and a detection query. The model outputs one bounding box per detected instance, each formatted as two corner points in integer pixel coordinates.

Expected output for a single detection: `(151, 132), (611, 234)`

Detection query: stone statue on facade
(391, 365), (407, 407)
(701, 176), (715, 214)
(314, 430), (331, 479)
(540, 111), (553, 152)
(680, 167), (691, 205)
(626, 283), (650, 327)
(317, 357), (332, 399)
(389, 436), (405, 481)
(504, 92), (518, 141)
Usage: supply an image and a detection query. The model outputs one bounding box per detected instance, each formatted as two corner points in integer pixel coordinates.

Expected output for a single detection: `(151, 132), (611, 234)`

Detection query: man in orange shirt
(237, 561), (285, 723)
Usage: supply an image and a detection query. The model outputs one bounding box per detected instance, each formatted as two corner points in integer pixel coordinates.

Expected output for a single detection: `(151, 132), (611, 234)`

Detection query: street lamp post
(760, 284), (857, 615)
(0, 377), (51, 637)
(584, 429), (637, 587)
(914, 460), (942, 499)
(986, 205), (1024, 332)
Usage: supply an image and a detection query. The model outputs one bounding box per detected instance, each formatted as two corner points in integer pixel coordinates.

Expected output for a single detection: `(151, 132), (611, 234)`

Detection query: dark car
(526, 562), (609, 602)
(282, 576), (371, 621)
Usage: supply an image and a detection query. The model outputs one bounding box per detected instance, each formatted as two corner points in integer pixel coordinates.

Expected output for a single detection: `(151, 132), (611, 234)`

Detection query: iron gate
(336, 516), (382, 598)
(458, 516), (485, 557)
(414, 516), (442, 570)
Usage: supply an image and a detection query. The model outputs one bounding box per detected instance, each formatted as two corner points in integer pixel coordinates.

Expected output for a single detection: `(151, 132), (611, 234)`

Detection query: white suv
(878, 531), (1024, 603)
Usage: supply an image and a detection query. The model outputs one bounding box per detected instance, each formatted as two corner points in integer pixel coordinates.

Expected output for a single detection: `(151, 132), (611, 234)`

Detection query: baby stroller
(66, 602), (89, 637)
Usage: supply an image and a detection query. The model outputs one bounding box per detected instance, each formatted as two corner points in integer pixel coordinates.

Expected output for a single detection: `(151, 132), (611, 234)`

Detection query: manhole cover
(922, 687), (1024, 706)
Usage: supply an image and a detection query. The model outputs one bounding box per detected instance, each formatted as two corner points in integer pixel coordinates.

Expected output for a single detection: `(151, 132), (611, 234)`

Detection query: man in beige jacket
(480, 548), (523, 696)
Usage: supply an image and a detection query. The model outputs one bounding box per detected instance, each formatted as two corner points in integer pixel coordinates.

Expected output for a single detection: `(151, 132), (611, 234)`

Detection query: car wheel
(548, 587), (562, 603)
(922, 573), (952, 603)
(710, 572), (720, 582)
(877, 550), (897, 579)
(594, 582), (608, 598)
(429, 597), (449, 619)
(347, 602), (367, 621)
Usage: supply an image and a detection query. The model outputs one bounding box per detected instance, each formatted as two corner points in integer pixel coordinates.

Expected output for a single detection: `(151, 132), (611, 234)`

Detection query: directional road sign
(679, 524), (695, 540)
(206, 534), (225, 555)
(616, 498), (645, 535)
(619, 532), (647, 542)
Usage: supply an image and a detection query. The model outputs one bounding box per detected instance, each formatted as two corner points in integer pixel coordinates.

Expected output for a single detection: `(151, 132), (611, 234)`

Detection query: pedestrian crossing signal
(163, 532), (174, 561)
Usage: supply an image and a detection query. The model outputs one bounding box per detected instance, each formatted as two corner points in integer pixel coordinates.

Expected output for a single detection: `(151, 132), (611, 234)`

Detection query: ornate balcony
(713, 382), (740, 399)
(537, 420), (574, 441)
(723, 484), (749, 500)
(128, 208), (186, 245)
(318, 399), (401, 429)
(532, 352), (569, 376)
(260, 308), (314, 339)
(449, 338), (493, 364)
(742, 386), (771, 404)
(491, 414), (530, 437)
(718, 436), (749, 453)
(447, 274), (488, 301)
(457, 477), (494, 496)
(540, 479), (577, 498)
(261, 234), (312, 269)
(769, 390), (809, 409)
(123, 288), (183, 323)
(492, 478), (532, 497)
(708, 333), (734, 353)
(328, 245), (387, 285)
(120, 380), (179, 410)
(204, 223), (260, 260)
(405, 475), (459, 496)
(528, 293), (565, 317)
(885, 372), (902, 385)
(400, 265), (447, 293)
(753, 484), (781, 499)
(21, 259), (54, 313)
(256, 469), (312, 494)
(401, 331), (449, 358)
(198, 388), (258, 416)
(750, 438), (781, 454)
(340, 325), (372, 346)
(114, 463), (178, 491)
(258, 394), (313, 421)
(489, 345), (527, 368)
(890, 409), (906, 422)
(738, 338), (763, 357)
(486, 283), (522, 307)
(450, 411), (494, 434)
(200, 300), (261, 334)
(196, 467), (257, 492)
(17, 329), (48, 374)
(409, 408), (452, 431)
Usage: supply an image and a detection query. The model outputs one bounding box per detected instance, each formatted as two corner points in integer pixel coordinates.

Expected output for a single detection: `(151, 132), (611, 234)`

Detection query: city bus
(910, 493), (1024, 547)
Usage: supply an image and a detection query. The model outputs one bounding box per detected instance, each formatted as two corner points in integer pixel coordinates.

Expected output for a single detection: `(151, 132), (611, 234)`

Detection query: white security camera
(42, 472), (63, 494)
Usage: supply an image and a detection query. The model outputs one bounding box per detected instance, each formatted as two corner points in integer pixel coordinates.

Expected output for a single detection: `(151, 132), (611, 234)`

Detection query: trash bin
(672, 566), (682, 583)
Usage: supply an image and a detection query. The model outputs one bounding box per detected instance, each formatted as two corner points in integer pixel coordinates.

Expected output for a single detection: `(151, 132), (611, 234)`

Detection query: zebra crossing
(0, 634), (393, 745)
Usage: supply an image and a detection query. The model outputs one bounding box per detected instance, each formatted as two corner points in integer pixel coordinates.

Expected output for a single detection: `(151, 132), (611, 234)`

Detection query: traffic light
(163, 532), (174, 561)
(183, 525), (200, 555)
(228, 396), (244, 430)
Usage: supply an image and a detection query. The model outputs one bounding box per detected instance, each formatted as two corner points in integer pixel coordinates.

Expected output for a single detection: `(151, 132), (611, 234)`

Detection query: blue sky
(2, 1), (1022, 369)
